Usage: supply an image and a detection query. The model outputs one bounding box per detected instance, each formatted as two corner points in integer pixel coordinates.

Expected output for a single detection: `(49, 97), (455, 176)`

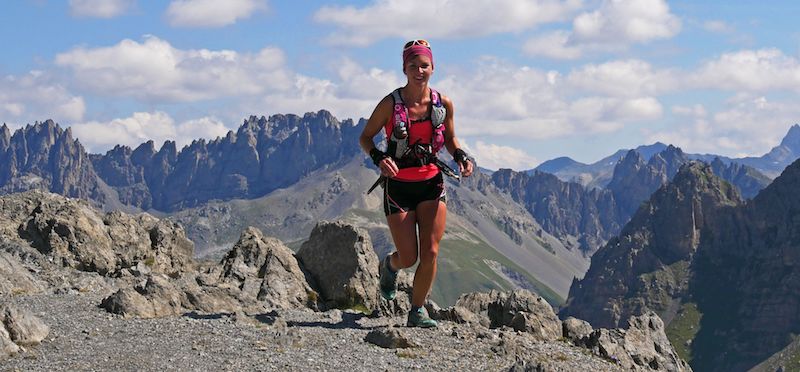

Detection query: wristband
(369, 148), (388, 166)
(453, 148), (469, 165)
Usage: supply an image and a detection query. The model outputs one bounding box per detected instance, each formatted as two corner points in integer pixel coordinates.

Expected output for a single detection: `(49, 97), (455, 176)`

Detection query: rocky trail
(0, 190), (689, 371)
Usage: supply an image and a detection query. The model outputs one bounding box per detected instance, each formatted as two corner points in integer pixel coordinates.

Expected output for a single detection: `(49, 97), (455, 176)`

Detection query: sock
(411, 305), (422, 312)
(385, 255), (397, 274)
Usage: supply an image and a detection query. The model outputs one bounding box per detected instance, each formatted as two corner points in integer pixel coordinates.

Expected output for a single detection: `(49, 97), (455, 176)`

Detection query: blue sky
(3, 0), (800, 170)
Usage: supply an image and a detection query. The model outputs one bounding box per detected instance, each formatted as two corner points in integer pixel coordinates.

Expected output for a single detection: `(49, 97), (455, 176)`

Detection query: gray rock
(0, 251), (42, 296)
(138, 275), (183, 317)
(100, 288), (156, 319)
(218, 227), (316, 309)
(487, 289), (561, 341)
(5, 190), (194, 277)
(364, 327), (418, 349)
(296, 221), (380, 310)
(0, 325), (20, 359)
(1, 305), (49, 346)
(562, 317), (593, 342)
(579, 311), (691, 371)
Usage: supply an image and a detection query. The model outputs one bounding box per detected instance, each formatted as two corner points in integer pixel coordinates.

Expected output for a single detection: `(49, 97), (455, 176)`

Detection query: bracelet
(453, 148), (469, 164)
(369, 148), (388, 166)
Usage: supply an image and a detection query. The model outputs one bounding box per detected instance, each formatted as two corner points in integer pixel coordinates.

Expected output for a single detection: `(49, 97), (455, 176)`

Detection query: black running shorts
(383, 172), (446, 216)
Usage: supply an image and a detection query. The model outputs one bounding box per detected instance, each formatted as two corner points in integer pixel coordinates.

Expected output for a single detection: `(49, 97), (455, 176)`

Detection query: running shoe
(407, 307), (438, 328)
(379, 255), (397, 301)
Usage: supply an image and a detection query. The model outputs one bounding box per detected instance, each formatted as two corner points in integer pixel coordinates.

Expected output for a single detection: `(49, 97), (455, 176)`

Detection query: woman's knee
(418, 244), (439, 263)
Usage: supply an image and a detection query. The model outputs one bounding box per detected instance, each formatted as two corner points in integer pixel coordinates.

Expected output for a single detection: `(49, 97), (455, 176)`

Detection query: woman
(359, 39), (474, 328)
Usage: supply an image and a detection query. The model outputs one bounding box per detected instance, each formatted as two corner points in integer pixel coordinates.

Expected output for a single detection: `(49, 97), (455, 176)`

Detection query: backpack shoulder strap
(391, 88), (408, 130)
(429, 88), (446, 129)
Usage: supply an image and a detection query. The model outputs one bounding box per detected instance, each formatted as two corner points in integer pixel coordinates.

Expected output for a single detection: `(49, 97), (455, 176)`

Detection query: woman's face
(404, 54), (433, 85)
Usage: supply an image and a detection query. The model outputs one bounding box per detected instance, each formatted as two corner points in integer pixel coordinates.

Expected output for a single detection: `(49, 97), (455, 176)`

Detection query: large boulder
(0, 305), (49, 360)
(578, 311), (691, 371)
(296, 221), (380, 310)
(218, 227), (317, 309)
(0, 250), (42, 296)
(487, 289), (562, 341)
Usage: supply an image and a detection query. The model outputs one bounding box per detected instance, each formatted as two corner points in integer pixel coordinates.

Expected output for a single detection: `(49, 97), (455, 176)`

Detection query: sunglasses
(403, 39), (431, 50)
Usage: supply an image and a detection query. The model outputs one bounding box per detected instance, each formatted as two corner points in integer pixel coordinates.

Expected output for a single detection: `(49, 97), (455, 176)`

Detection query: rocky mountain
(561, 158), (800, 371)
(532, 142), (669, 188)
(0, 120), (110, 205)
(0, 190), (689, 370)
(89, 111), (364, 211)
(491, 168), (621, 255)
(535, 124), (800, 187)
(694, 123), (800, 178)
(491, 145), (769, 256)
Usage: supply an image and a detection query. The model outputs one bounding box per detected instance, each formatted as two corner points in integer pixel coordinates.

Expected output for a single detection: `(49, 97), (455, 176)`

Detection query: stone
(364, 327), (418, 349)
(487, 289), (561, 341)
(100, 288), (156, 319)
(296, 221), (380, 310)
(562, 317), (593, 342)
(0, 305), (49, 346)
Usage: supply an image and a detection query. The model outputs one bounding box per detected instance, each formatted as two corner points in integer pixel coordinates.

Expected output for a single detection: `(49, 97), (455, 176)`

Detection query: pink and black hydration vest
(384, 88), (446, 182)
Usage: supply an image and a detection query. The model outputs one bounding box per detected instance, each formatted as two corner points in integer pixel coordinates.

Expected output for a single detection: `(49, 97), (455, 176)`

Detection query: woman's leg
(386, 211), (419, 270)
(411, 200), (447, 307)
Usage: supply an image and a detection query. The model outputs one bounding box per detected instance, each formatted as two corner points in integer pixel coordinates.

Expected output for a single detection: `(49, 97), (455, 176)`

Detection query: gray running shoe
(379, 255), (397, 301)
(407, 307), (438, 328)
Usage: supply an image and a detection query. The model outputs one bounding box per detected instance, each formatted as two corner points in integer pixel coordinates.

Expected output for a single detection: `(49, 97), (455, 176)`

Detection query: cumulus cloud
(0, 71), (85, 126)
(435, 58), (663, 141)
(55, 36), (291, 103)
(565, 59), (678, 97)
(647, 96), (800, 157)
(165, 0), (267, 28)
(70, 111), (230, 153)
(313, 0), (583, 46)
(69, 0), (135, 18)
(690, 48), (800, 93)
(468, 141), (540, 171)
(525, 0), (681, 59)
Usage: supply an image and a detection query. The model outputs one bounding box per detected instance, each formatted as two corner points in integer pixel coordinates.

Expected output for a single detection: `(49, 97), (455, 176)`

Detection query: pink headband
(402, 45), (434, 69)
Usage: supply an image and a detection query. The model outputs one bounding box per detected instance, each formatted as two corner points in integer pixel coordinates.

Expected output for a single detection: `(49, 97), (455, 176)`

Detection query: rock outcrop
(0, 305), (49, 360)
(577, 312), (691, 371)
(296, 221), (380, 311)
(0, 190), (194, 277)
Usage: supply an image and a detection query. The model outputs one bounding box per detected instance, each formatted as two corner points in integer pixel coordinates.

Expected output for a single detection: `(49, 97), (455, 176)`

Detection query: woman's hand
(379, 157), (399, 177)
(459, 159), (474, 177)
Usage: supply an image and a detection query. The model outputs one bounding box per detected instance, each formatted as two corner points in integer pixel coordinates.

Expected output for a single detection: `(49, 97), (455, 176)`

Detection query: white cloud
(690, 48), (800, 93)
(69, 0), (135, 18)
(435, 58), (663, 141)
(71, 111), (230, 153)
(166, 0), (267, 28)
(0, 71), (85, 125)
(647, 96), (800, 157)
(55, 36), (291, 103)
(469, 141), (539, 171)
(525, 0), (681, 59)
(565, 59), (678, 97)
(313, 0), (583, 46)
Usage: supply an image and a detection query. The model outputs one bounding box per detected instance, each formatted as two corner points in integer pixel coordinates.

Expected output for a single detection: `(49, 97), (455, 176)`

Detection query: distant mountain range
(533, 124), (800, 186)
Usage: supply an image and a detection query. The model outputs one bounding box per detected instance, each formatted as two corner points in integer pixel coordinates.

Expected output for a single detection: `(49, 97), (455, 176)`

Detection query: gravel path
(3, 292), (621, 371)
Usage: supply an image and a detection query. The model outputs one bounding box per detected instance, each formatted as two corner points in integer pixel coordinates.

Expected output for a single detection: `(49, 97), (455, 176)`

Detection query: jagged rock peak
(780, 123), (800, 150)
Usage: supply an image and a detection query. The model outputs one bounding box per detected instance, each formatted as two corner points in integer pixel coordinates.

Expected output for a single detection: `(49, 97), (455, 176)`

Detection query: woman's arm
(441, 94), (474, 177)
(360, 95), (399, 177)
